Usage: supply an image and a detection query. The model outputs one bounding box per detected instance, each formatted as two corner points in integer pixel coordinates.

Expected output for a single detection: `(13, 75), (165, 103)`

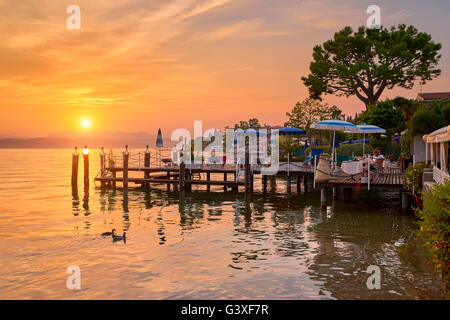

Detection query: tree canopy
(356, 100), (405, 137)
(232, 118), (261, 130)
(302, 25), (442, 108)
(284, 98), (343, 130)
(410, 99), (450, 134)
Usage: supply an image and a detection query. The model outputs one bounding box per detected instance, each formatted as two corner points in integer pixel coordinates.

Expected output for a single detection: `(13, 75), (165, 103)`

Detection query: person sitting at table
(369, 150), (384, 170)
(372, 148), (385, 161)
(362, 149), (383, 171)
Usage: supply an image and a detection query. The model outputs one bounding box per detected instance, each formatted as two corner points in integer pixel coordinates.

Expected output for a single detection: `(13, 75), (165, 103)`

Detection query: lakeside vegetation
(416, 181), (450, 296)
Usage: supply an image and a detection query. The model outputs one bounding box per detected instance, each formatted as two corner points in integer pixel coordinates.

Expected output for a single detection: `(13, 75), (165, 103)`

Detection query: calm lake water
(0, 149), (445, 299)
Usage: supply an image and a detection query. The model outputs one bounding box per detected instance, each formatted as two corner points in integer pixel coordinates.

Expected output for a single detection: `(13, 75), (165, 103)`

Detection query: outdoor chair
(304, 149), (323, 164)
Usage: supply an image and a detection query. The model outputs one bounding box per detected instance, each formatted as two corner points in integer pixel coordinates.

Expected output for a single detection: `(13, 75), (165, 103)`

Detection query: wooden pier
(315, 167), (406, 209)
(71, 147), (406, 209)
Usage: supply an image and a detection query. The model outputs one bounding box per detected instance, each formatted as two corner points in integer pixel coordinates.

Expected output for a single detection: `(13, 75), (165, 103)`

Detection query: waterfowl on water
(112, 232), (126, 242)
(101, 228), (116, 236)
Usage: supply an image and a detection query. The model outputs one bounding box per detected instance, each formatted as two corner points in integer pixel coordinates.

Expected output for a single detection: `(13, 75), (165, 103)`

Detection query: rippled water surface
(0, 149), (445, 299)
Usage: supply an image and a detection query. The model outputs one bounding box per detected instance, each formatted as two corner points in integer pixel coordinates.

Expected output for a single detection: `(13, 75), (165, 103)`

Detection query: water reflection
(56, 181), (441, 299)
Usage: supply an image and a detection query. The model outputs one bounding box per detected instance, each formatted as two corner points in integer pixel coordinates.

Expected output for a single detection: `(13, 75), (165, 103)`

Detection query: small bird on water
(112, 232), (126, 242)
(101, 228), (116, 236)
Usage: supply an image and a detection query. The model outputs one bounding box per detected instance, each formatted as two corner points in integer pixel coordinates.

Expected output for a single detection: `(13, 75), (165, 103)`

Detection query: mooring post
(179, 162), (185, 191)
(223, 172), (227, 191)
(83, 146), (89, 193)
(123, 145), (129, 191)
(262, 175), (268, 193)
(71, 147), (79, 187)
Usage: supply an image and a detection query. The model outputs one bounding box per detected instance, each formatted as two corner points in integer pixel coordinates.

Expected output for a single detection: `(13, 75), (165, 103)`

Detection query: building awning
(423, 125), (450, 143)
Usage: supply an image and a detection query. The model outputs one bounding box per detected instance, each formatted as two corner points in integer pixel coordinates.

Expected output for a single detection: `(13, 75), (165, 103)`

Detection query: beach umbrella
(155, 128), (163, 148)
(331, 132), (340, 148)
(279, 127), (306, 135)
(311, 119), (358, 165)
(355, 124), (385, 156)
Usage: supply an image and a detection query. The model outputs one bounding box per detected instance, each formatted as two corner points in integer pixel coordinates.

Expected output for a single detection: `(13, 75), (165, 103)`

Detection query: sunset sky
(1, 0), (450, 138)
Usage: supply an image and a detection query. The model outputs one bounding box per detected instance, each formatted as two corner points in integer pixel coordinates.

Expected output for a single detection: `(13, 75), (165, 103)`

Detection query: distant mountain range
(0, 131), (173, 148)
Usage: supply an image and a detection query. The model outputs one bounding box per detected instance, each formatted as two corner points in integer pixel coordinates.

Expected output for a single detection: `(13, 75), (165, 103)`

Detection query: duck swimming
(112, 232), (126, 242)
(101, 228), (116, 236)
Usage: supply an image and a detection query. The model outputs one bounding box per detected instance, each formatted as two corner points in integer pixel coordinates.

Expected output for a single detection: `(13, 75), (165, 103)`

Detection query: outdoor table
(341, 160), (365, 174)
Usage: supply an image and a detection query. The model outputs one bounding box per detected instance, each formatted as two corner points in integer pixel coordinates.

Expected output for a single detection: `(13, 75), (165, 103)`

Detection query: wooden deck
(316, 167), (404, 188)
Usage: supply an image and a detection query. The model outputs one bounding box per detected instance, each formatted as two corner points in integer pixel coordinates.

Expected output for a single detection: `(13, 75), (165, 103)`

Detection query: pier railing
(433, 166), (449, 185)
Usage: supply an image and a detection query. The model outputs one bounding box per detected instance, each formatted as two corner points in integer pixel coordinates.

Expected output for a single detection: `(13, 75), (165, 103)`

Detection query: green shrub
(404, 162), (432, 195)
(306, 143), (374, 157)
(416, 180), (450, 294)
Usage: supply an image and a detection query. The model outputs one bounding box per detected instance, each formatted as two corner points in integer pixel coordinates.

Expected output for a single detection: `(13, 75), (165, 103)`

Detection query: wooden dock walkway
(71, 147), (406, 210)
(316, 167), (404, 188)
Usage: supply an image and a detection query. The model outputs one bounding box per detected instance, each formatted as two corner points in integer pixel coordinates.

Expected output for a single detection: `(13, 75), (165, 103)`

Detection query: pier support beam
(179, 162), (186, 191)
(123, 149), (129, 191)
(262, 175), (268, 193)
(286, 175), (291, 194)
(144, 147), (150, 189)
(223, 173), (227, 191)
(303, 174), (308, 193)
(100, 148), (106, 188)
(400, 189), (410, 211)
(320, 188), (328, 208)
(244, 148), (251, 194)
(206, 172), (211, 191)
(296, 174), (301, 194)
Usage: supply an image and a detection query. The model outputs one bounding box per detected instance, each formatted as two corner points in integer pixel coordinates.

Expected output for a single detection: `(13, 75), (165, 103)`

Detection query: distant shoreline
(0, 138), (173, 149)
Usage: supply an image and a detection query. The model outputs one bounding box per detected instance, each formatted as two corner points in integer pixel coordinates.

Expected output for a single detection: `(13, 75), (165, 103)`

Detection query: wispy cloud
(195, 18), (264, 41)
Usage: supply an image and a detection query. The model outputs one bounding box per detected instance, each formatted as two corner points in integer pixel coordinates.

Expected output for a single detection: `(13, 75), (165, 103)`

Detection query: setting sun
(80, 119), (91, 128)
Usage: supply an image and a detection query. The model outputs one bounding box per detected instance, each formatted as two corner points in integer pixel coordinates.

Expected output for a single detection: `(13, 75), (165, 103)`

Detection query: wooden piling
(303, 173), (308, 192)
(286, 175), (291, 194)
(320, 188), (328, 207)
(100, 148), (106, 188)
(262, 175), (268, 193)
(296, 174), (301, 193)
(206, 172), (211, 191)
(71, 147), (79, 187)
(244, 148), (251, 194)
(223, 173), (227, 191)
(167, 171), (171, 191)
(143, 147), (151, 188)
(83, 146), (89, 192)
(123, 150), (129, 191)
(179, 162), (186, 191)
